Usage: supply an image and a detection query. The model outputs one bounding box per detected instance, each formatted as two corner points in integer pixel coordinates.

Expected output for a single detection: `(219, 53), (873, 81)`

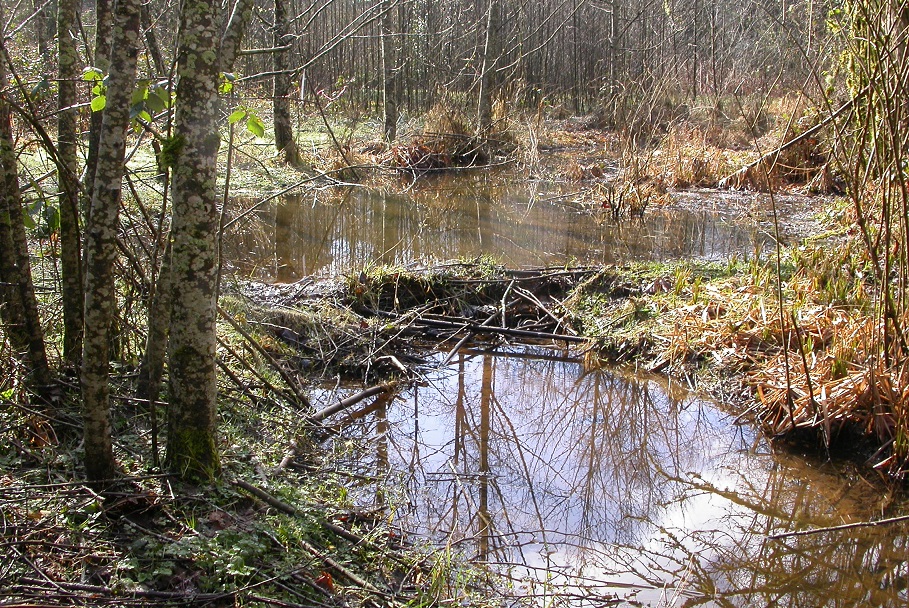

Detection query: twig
(218, 305), (309, 407)
(768, 513), (909, 540)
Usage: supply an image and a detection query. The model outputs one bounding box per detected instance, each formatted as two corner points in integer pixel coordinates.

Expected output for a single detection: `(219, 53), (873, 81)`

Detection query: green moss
(166, 425), (220, 481)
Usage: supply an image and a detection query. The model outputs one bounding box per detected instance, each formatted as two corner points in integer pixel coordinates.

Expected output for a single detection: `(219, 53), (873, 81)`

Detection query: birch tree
(165, 0), (227, 480)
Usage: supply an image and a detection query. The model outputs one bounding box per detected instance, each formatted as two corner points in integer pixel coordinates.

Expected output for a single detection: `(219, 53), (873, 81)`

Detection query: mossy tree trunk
(81, 0), (142, 484)
(58, 0), (83, 367)
(0, 29), (53, 397)
(165, 0), (224, 481)
(273, 0), (304, 168)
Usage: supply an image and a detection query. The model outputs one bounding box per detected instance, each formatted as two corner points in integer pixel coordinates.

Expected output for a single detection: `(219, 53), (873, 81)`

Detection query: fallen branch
(413, 315), (588, 344)
(231, 480), (385, 594)
(718, 88), (866, 189)
(308, 382), (398, 423)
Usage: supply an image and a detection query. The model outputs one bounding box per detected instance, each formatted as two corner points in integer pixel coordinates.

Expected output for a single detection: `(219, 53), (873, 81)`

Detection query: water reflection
(322, 346), (909, 606)
(222, 175), (763, 281)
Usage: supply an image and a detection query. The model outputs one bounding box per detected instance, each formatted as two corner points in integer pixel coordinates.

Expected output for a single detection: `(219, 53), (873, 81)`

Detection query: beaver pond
(226, 174), (908, 606)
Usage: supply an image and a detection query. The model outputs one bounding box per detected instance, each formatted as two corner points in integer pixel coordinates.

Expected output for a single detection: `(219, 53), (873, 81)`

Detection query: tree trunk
(81, 0), (142, 484)
(136, 0), (252, 411)
(477, 0), (500, 137)
(0, 31), (53, 397)
(273, 0), (304, 168)
(380, 0), (401, 141)
(165, 0), (224, 481)
(83, 0), (113, 226)
(58, 0), (84, 367)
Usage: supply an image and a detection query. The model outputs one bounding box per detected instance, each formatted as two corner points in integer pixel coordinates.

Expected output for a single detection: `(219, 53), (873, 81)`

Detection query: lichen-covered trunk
(165, 0), (223, 481)
(58, 0), (83, 366)
(273, 0), (303, 168)
(136, 0), (251, 411)
(81, 0), (142, 483)
(380, 0), (400, 142)
(0, 32), (52, 395)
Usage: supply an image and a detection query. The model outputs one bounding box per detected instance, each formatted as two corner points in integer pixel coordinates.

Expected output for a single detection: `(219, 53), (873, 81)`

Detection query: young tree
(477, 0), (501, 136)
(165, 0), (236, 480)
(0, 22), (53, 396)
(81, 0), (143, 483)
(57, 0), (83, 366)
(380, 0), (402, 141)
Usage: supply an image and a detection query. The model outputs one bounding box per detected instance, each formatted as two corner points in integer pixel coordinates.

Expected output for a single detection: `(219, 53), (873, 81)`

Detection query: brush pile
(237, 262), (624, 383)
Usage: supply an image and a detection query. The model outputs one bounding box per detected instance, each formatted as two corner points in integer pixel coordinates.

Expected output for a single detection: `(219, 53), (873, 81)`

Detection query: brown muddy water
(315, 346), (909, 607)
(222, 173), (768, 282)
(228, 176), (907, 605)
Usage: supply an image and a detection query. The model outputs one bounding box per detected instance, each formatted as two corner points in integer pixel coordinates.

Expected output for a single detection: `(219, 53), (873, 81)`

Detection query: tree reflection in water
(323, 345), (909, 606)
(221, 176), (764, 282)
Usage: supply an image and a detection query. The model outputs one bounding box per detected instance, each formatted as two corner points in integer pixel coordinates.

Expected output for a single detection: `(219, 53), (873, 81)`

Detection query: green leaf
(137, 110), (152, 124)
(227, 109), (247, 124)
(246, 115), (265, 137)
(22, 207), (36, 230)
(219, 80), (234, 95)
(91, 95), (106, 112)
(82, 66), (103, 81)
(145, 91), (165, 113)
(131, 84), (149, 106)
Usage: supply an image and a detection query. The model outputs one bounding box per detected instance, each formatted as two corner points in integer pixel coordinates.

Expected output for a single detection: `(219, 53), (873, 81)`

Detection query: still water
(247, 175), (906, 605)
(317, 346), (909, 607)
(223, 174), (764, 282)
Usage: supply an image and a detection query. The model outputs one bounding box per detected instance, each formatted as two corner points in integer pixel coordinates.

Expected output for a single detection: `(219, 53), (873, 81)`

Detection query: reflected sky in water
(321, 346), (909, 607)
(223, 174), (765, 282)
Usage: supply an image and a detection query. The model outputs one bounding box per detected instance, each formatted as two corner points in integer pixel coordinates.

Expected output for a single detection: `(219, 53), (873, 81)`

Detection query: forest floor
(3, 110), (901, 607)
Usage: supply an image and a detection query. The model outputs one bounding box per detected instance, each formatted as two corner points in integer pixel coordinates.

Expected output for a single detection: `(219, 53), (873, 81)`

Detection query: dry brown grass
(638, 253), (908, 478)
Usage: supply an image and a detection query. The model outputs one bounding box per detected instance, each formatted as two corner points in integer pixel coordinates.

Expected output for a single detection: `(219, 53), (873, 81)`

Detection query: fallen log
(718, 88), (866, 189)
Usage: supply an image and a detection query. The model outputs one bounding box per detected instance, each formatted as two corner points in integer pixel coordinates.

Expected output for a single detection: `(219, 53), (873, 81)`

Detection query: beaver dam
(223, 174), (909, 606)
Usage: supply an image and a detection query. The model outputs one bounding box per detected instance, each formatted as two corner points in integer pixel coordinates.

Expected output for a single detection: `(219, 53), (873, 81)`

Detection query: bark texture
(58, 0), (84, 366)
(81, 0), (142, 483)
(137, 0), (252, 411)
(0, 35), (52, 395)
(165, 0), (223, 480)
